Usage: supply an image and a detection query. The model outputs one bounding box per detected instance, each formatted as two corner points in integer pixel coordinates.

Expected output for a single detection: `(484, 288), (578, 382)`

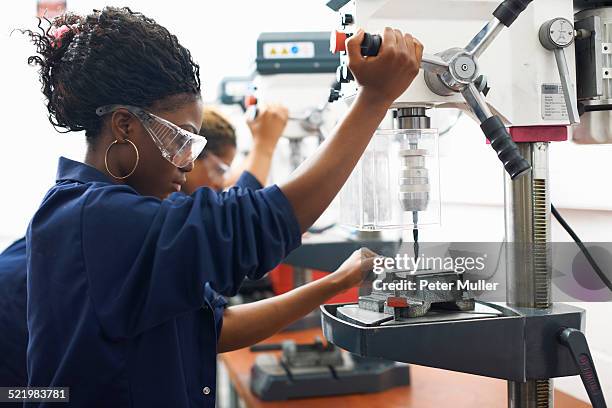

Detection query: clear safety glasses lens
(96, 105), (207, 168)
(202, 151), (230, 178)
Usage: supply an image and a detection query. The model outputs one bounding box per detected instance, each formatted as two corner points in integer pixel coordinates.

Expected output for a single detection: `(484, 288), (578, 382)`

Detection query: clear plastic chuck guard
(339, 128), (441, 230)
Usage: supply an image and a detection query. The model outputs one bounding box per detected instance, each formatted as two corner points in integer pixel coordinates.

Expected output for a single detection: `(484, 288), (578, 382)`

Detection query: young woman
(0, 107), (283, 394)
(23, 7), (422, 407)
(182, 104), (288, 193)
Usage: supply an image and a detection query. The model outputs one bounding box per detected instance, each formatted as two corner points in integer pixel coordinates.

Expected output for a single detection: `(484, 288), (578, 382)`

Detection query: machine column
(504, 141), (553, 408)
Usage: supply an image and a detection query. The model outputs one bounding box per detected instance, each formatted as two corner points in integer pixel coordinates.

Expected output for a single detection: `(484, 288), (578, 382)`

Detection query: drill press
(324, 0), (609, 407)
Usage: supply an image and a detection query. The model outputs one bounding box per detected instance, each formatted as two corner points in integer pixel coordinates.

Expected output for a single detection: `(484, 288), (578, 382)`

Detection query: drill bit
(412, 210), (419, 265)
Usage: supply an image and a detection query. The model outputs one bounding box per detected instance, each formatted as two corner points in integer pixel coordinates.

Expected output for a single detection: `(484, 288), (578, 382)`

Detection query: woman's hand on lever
(217, 248), (378, 353)
(280, 27), (423, 232)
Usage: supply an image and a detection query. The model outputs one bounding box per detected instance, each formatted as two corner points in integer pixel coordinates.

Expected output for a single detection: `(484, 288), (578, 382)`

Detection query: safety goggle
(96, 104), (207, 168)
(201, 151), (231, 179)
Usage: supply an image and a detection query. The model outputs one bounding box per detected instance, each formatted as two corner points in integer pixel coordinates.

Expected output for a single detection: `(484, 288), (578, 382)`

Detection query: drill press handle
(461, 83), (531, 179)
(559, 328), (608, 408)
(349, 33), (448, 73)
(539, 17), (581, 124)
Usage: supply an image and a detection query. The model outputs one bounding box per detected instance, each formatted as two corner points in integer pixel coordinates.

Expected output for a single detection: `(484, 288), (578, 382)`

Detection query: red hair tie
(49, 24), (79, 48)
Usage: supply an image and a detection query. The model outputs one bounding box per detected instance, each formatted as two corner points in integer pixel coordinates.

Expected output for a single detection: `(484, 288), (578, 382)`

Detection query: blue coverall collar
(56, 157), (113, 185)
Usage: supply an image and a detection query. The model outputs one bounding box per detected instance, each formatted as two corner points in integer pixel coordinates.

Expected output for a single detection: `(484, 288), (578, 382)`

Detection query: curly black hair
(21, 7), (201, 139)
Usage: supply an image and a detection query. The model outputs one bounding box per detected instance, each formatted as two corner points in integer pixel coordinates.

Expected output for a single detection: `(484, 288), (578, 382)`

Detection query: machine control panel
(256, 32), (340, 74)
(263, 42), (315, 59)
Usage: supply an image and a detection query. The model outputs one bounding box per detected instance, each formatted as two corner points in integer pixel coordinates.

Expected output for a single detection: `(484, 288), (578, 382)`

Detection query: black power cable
(551, 203), (612, 292)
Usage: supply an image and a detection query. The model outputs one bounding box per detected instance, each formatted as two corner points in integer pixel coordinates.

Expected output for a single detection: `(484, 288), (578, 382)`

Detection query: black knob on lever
(559, 328), (608, 408)
(493, 0), (534, 27)
(480, 116), (531, 179)
(361, 33), (382, 56)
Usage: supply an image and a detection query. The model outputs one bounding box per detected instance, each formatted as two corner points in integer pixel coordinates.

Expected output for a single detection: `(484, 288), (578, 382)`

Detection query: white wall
(1, 0), (610, 403)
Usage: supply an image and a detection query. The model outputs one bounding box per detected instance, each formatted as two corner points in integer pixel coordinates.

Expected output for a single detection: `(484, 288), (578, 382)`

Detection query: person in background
(183, 104), (288, 194)
(0, 238), (27, 401)
(183, 106), (288, 304)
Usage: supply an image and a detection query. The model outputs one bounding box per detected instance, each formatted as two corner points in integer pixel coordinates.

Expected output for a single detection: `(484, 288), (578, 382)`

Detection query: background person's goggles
(96, 105), (207, 168)
(200, 151), (230, 179)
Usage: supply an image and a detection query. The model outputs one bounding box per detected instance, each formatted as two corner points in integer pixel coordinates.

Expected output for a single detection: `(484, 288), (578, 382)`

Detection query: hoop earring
(104, 139), (139, 180)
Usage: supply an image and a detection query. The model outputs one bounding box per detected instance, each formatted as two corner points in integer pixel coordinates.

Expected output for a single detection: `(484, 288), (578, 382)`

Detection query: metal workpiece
(357, 270), (475, 318)
(321, 302), (584, 382)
